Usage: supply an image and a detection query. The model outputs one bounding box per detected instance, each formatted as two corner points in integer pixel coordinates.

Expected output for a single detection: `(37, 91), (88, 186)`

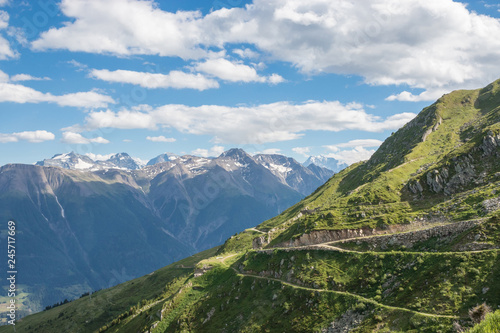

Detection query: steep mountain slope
(250, 79), (500, 247)
(254, 153), (334, 195)
(0, 164), (192, 320)
(12, 79), (500, 333)
(142, 149), (305, 250)
(146, 153), (179, 165)
(0, 150), (329, 316)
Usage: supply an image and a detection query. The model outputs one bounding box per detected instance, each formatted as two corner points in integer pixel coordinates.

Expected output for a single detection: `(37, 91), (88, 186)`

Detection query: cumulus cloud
(233, 48), (260, 59)
(192, 145), (225, 157)
(67, 59), (88, 71)
(385, 89), (449, 102)
(85, 153), (114, 161)
(31, 0), (500, 99)
(193, 58), (283, 84)
(292, 147), (311, 157)
(0, 130), (55, 143)
(0, 70), (114, 108)
(326, 147), (377, 165)
(323, 139), (383, 164)
(324, 139), (383, 150)
(255, 148), (282, 155)
(32, 0), (207, 59)
(0, 10), (15, 59)
(10, 74), (51, 81)
(146, 135), (176, 142)
(61, 132), (110, 144)
(64, 101), (416, 144)
(90, 69), (219, 90)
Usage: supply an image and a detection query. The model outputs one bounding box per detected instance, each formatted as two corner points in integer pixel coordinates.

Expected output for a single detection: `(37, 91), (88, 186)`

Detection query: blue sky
(1, 0), (500, 166)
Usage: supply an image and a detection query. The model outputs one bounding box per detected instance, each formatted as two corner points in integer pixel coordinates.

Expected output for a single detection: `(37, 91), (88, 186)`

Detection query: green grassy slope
(467, 310), (500, 333)
(220, 79), (500, 250)
(0, 248), (218, 333)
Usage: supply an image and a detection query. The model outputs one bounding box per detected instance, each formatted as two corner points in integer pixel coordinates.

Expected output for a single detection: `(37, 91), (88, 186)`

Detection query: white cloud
(259, 148), (281, 155)
(32, 0), (207, 59)
(65, 101), (416, 145)
(325, 139), (383, 150)
(385, 89), (448, 102)
(292, 147), (310, 157)
(61, 132), (110, 144)
(10, 74), (51, 81)
(192, 145), (225, 157)
(67, 59), (88, 71)
(233, 48), (260, 59)
(326, 147), (377, 165)
(0, 72), (114, 108)
(204, 0), (500, 100)
(31, 0), (500, 100)
(0, 69), (8, 82)
(194, 58), (283, 84)
(0, 130), (55, 143)
(268, 73), (285, 85)
(85, 153), (114, 161)
(323, 139), (383, 164)
(0, 10), (7, 29)
(0, 10), (15, 59)
(90, 69), (219, 90)
(0, 0), (9, 6)
(146, 135), (176, 142)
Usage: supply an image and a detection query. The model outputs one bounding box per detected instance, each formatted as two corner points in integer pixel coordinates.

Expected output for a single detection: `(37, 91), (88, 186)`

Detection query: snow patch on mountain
(303, 155), (347, 173)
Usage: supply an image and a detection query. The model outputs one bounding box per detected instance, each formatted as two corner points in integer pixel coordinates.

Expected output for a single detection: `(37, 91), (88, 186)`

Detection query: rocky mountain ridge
(0, 148), (333, 316)
(303, 155), (348, 173)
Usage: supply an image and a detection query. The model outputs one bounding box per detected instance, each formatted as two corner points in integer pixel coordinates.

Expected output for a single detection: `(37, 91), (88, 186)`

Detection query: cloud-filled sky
(1, 0), (500, 166)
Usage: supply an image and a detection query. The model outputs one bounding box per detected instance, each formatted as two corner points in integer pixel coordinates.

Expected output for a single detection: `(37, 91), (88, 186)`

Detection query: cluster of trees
(44, 289), (101, 311)
(44, 299), (69, 311)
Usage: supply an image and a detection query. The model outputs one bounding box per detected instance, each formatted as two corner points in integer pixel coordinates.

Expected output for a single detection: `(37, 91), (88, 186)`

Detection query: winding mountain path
(232, 220), (500, 321)
(231, 268), (459, 319)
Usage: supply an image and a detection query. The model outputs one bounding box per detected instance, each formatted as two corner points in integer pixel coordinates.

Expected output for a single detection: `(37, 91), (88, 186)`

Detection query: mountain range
(0, 149), (335, 317)
(7, 79), (500, 332)
(303, 155), (348, 173)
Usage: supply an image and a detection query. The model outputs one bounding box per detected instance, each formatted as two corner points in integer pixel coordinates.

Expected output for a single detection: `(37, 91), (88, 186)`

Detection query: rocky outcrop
(422, 116), (442, 142)
(408, 180), (423, 194)
(483, 197), (500, 213)
(272, 221), (442, 248)
(194, 265), (213, 277)
(409, 129), (499, 196)
(480, 130), (500, 157)
(412, 153), (479, 196)
(252, 234), (270, 249)
(426, 168), (448, 193)
(276, 227), (377, 248)
(322, 310), (369, 333)
(335, 220), (481, 250)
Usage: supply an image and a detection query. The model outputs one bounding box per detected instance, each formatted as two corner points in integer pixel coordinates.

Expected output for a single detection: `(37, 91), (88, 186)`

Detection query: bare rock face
(421, 116), (442, 142)
(275, 227), (378, 248)
(336, 220), (481, 250)
(483, 197), (500, 213)
(322, 310), (368, 333)
(252, 235), (270, 249)
(408, 180), (424, 194)
(480, 131), (500, 157)
(408, 129), (499, 197)
(426, 169), (447, 193)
